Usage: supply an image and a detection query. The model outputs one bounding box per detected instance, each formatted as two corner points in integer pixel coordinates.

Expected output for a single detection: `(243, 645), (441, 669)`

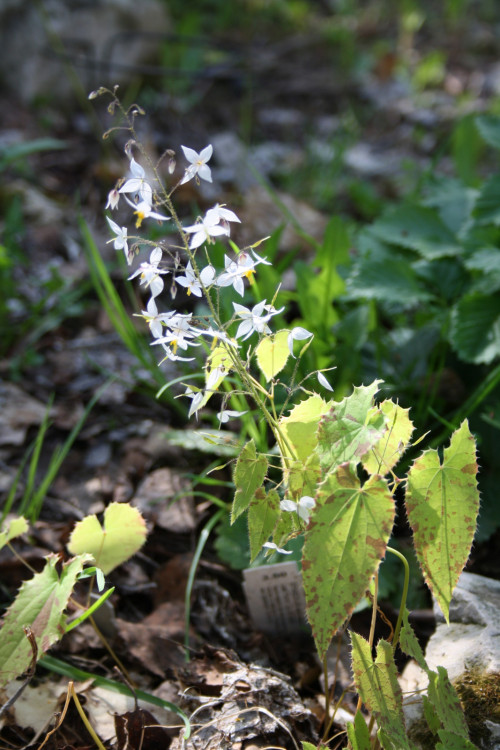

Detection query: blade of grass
(22, 379), (111, 521)
(184, 507), (226, 661)
(18, 398), (53, 518)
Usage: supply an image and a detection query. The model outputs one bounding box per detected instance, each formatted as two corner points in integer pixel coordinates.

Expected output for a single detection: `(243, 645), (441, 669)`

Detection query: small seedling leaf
(0, 516), (28, 551)
(231, 440), (268, 523)
(405, 420), (479, 621)
(399, 609), (428, 671)
(0, 553), (93, 687)
(67, 502), (147, 575)
(255, 330), (290, 380)
(303, 465), (394, 658)
(346, 711), (372, 750)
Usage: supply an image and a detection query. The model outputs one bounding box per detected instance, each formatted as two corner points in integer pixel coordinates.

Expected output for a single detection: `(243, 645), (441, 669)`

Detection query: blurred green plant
(340, 113), (500, 541)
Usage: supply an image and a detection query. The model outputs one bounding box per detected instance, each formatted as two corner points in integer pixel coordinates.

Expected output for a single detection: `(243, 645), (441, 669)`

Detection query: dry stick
(38, 681), (106, 750)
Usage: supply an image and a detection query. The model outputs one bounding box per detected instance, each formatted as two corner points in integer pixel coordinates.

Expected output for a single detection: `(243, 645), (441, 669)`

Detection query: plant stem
(386, 546), (410, 652)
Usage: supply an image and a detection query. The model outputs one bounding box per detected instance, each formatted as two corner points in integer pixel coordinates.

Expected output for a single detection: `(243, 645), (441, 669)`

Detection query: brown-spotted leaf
(361, 400), (414, 476)
(317, 381), (387, 474)
(405, 420), (479, 621)
(303, 464), (395, 659)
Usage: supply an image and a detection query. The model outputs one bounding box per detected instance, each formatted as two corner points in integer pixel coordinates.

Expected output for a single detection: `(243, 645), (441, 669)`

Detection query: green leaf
(287, 455), (321, 500)
(424, 177), (477, 235)
(399, 609), (428, 671)
(255, 330), (290, 380)
(436, 731), (478, 749)
(350, 634), (416, 750)
(0, 553), (93, 687)
(464, 246), (500, 274)
(279, 394), (331, 463)
(231, 440), (268, 523)
(67, 502), (147, 575)
(0, 517), (28, 551)
(316, 381), (386, 474)
(428, 667), (470, 738)
(214, 513), (250, 570)
(346, 711), (372, 750)
(295, 262), (340, 334)
(347, 247), (434, 307)
(370, 205), (462, 259)
(476, 114), (500, 150)
(450, 293), (500, 364)
(303, 465), (394, 658)
(249, 488), (280, 562)
(405, 421), (479, 621)
(361, 400), (414, 476)
(472, 174), (500, 226)
(423, 693), (442, 734)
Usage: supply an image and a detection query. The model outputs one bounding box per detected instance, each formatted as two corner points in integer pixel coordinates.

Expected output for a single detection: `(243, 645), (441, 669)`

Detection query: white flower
(280, 496), (315, 523)
(262, 542), (292, 555)
(152, 313), (200, 354)
(185, 387), (204, 418)
(216, 251), (267, 297)
(206, 204), (241, 228)
(136, 297), (174, 339)
(106, 216), (130, 264)
(176, 262), (215, 297)
(119, 157), (153, 204)
(128, 247), (169, 298)
(180, 144), (213, 184)
(288, 326), (313, 357)
(317, 371), (334, 392)
(216, 409), (248, 423)
(232, 299), (284, 340)
(183, 211), (229, 249)
(124, 196), (170, 228)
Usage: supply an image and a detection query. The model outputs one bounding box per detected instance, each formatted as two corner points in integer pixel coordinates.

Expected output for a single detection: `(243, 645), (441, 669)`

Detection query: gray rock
(0, 0), (170, 103)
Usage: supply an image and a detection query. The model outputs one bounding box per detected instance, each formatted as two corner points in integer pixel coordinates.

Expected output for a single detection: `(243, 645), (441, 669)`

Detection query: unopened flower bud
(124, 140), (136, 159)
(167, 149), (176, 174)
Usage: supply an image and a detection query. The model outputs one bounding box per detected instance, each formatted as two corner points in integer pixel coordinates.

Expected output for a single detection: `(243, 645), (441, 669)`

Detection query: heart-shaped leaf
(405, 420), (479, 621)
(67, 502), (147, 575)
(255, 330), (290, 380)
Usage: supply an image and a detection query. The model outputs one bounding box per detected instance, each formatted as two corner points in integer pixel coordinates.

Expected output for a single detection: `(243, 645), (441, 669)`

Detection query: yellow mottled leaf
(67, 502), (147, 575)
(255, 330), (290, 381)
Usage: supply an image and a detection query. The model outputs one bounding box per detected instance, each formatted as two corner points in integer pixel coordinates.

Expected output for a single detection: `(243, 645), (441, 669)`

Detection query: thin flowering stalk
(97, 90), (299, 462)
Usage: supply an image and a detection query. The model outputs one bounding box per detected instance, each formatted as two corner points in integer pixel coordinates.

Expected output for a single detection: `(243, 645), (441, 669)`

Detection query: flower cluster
(105, 140), (332, 421)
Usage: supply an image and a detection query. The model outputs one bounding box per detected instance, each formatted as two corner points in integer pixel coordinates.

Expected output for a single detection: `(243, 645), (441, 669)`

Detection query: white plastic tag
(242, 562), (307, 636)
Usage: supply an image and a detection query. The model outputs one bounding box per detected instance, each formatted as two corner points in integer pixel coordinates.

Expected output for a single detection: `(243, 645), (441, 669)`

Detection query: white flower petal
(216, 409), (248, 423)
(280, 500), (298, 512)
(317, 371), (334, 391)
(262, 542), (292, 555)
